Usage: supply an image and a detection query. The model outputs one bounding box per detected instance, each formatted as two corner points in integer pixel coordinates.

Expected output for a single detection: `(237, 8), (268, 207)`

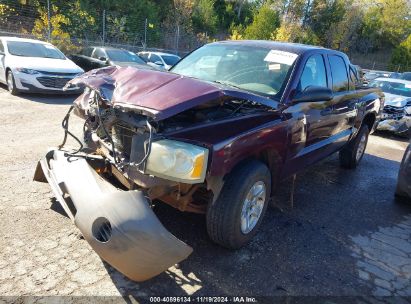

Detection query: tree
(32, 4), (75, 52)
(361, 0), (411, 51)
(243, 3), (280, 40)
(192, 0), (218, 34)
(390, 34), (411, 72)
(273, 22), (319, 45)
(307, 0), (346, 47)
(325, 3), (363, 52)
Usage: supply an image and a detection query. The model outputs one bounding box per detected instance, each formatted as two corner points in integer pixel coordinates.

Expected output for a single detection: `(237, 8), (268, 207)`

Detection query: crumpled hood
(384, 93), (411, 108)
(67, 66), (278, 121)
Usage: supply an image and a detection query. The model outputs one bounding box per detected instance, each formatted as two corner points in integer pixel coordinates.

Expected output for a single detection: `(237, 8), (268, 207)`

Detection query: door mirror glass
(292, 86), (333, 103)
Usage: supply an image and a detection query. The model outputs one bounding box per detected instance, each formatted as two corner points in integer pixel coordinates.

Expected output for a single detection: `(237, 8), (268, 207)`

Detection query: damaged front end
(377, 104), (411, 137)
(34, 66), (276, 281)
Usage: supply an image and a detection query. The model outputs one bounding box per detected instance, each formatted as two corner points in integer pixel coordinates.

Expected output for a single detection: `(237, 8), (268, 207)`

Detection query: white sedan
(0, 37), (84, 95)
(138, 51), (181, 70)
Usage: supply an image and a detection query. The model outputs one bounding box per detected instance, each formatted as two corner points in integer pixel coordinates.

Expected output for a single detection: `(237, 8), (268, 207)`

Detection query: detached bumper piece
(34, 150), (192, 281)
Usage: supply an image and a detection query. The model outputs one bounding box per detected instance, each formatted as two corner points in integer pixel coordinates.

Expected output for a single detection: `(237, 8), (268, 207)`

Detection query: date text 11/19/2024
(149, 296), (257, 303)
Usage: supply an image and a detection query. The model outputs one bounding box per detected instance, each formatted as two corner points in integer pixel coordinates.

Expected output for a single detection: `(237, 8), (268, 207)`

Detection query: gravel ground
(0, 86), (411, 300)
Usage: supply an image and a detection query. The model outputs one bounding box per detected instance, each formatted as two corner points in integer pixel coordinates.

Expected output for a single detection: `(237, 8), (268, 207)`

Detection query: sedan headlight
(145, 139), (208, 183)
(405, 106), (411, 115)
(16, 68), (39, 75)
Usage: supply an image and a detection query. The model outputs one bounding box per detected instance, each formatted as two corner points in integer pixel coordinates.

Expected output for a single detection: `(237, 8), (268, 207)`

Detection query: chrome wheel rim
(240, 181), (266, 234)
(7, 73), (13, 92)
(356, 133), (367, 161)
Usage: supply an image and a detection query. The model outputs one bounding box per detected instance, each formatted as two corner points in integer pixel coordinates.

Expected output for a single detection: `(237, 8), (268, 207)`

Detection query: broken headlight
(145, 139), (208, 183)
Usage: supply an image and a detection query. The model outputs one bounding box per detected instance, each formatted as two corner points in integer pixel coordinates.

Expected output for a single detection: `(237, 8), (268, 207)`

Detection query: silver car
(371, 77), (411, 137)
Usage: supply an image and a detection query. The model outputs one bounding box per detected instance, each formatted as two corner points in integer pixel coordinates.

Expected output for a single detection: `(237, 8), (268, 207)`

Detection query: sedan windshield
(106, 50), (145, 64)
(7, 41), (65, 59)
(369, 80), (411, 97)
(171, 44), (297, 97)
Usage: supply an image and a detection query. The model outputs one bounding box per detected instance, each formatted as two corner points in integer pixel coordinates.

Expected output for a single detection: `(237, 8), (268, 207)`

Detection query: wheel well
(224, 149), (282, 196)
(5, 67), (10, 79)
(362, 113), (376, 131)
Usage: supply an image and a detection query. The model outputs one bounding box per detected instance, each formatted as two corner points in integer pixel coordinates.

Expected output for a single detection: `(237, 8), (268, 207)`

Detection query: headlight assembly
(145, 139), (208, 183)
(16, 68), (39, 75)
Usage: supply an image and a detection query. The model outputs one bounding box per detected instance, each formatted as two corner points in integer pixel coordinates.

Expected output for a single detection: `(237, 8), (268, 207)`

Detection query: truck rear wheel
(206, 160), (271, 249)
(339, 125), (369, 169)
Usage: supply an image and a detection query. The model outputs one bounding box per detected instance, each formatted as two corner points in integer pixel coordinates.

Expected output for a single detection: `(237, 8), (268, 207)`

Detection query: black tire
(6, 70), (18, 95)
(206, 160), (271, 249)
(339, 125), (369, 169)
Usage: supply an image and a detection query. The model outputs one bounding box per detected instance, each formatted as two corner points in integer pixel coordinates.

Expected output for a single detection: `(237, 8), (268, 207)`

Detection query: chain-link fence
(350, 58), (410, 73)
(0, 0), (204, 56)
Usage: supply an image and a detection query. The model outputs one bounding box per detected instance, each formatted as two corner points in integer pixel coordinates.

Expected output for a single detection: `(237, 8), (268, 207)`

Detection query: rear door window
(328, 55), (349, 92)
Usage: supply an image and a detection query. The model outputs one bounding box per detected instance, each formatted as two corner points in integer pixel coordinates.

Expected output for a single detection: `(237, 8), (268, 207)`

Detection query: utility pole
(102, 10), (106, 46)
(144, 18), (147, 50)
(175, 25), (180, 55)
(47, 0), (51, 42)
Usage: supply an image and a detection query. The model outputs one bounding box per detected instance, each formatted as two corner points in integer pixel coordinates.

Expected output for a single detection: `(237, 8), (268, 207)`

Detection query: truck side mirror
(292, 86), (333, 103)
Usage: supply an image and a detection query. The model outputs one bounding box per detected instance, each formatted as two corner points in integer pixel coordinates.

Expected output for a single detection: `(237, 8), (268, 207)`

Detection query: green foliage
(243, 3), (280, 40)
(308, 0), (346, 47)
(4, 0), (410, 64)
(32, 5), (74, 52)
(192, 0), (218, 34)
(390, 34), (411, 71)
(0, 4), (15, 27)
(361, 0), (411, 50)
(273, 22), (319, 45)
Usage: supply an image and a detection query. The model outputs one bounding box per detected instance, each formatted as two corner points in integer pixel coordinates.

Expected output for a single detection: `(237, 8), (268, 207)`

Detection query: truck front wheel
(206, 160), (271, 249)
(339, 125), (370, 169)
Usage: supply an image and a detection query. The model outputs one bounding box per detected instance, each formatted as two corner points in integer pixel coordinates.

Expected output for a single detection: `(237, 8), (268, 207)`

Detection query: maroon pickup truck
(34, 41), (383, 281)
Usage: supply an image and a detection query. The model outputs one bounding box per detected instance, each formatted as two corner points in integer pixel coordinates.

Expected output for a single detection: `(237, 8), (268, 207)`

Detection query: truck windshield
(369, 80), (411, 97)
(171, 44), (297, 98)
(7, 41), (65, 59)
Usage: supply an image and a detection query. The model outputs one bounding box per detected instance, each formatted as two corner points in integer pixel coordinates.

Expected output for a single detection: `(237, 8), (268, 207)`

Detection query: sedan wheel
(7, 71), (18, 95)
